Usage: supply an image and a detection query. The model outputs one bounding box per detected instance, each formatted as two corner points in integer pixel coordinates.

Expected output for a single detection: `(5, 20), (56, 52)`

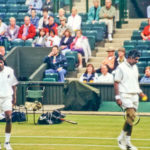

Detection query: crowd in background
(0, 0), (150, 83)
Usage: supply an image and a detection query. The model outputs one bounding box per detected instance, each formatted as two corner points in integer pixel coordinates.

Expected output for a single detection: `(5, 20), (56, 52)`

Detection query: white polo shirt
(97, 73), (114, 83)
(114, 61), (142, 94)
(0, 66), (18, 98)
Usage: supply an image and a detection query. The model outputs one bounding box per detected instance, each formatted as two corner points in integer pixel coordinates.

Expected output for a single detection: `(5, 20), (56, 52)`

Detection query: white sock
(108, 34), (112, 37)
(125, 136), (131, 145)
(119, 130), (126, 140)
(5, 133), (11, 143)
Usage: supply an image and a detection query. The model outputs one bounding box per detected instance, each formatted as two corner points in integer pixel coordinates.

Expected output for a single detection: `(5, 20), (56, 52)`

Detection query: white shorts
(0, 96), (12, 112)
(120, 93), (139, 110)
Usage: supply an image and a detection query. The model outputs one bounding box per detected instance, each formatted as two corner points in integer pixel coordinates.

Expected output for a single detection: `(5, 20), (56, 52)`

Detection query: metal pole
(70, 0), (73, 13)
(86, 0), (89, 13)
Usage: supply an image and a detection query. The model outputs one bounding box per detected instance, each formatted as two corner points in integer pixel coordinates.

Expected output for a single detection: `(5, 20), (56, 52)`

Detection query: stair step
(105, 43), (123, 47)
(113, 34), (132, 38)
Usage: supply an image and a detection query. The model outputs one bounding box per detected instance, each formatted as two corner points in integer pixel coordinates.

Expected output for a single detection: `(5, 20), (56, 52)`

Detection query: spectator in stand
(140, 66), (150, 83)
(30, 9), (39, 29)
(87, 0), (101, 24)
(0, 46), (5, 56)
(80, 64), (98, 83)
(17, 16), (36, 42)
(114, 47), (126, 69)
(44, 45), (68, 82)
(141, 18), (150, 40)
(32, 28), (46, 47)
(67, 7), (82, 35)
(99, 0), (116, 42)
(97, 65), (114, 83)
(45, 16), (58, 35)
(28, 0), (43, 14)
(42, 0), (54, 15)
(59, 28), (73, 55)
(38, 8), (49, 30)
(101, 47), (116, 73)
(58, 17), (72, 38)
(45, 29), (60, 47)
(147, 5), (150, 18)
(5, 17), (19, 42)
(0, 18), (7, 44)
(55, 8), (66, 25)
(70, 30), (91, 68)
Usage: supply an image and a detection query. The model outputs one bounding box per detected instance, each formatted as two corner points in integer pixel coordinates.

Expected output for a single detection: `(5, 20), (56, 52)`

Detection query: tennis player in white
(0, 55), (18, 150)
(114, 50), (147, 150)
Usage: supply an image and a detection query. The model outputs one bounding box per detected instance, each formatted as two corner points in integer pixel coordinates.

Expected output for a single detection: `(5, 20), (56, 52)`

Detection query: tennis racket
(60, 118), (78, 125)
(121, 107), (140, 126)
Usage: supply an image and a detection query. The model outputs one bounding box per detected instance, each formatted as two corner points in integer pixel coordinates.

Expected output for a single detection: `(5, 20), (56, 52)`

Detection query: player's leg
(2, 97), (13, 150)
(4, 110), (13, 150)
(124, 108), (137, 150)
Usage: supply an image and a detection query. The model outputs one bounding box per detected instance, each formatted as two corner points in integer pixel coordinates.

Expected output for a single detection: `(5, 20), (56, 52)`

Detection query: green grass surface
(0, 115), (150, 150)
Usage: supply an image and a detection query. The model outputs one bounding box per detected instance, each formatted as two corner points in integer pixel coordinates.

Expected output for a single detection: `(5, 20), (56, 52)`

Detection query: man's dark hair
(49, 29), (55, 35)
(52, 45), (59, 50)
(127, 50), (141, 59)
(31, 8), (36, 12)
(42, 8), (48, 12)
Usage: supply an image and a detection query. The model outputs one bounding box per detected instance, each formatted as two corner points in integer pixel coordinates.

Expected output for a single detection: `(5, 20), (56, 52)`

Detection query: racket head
(122, 108), (140, 126)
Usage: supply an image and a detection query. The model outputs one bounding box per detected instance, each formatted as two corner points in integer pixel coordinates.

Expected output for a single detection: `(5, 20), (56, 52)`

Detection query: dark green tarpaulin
(64, 81), (101, 111)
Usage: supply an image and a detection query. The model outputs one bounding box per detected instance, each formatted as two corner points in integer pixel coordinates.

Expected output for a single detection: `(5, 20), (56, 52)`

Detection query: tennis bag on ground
(0, 112), (26, 122)
(38, 110), (65, 125)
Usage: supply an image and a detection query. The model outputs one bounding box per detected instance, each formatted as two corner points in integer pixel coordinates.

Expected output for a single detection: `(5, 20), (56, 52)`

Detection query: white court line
(11, 143), (150, 149)
(0, 136), (150, 141)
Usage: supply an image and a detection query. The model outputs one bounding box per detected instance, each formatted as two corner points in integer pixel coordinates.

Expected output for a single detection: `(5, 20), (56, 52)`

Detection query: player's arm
(114, 81), (122, 106)
(12, 86), (17, 106)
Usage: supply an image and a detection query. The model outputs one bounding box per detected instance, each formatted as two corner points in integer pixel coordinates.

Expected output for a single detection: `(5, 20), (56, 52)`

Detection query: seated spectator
(38, 8), (49, 30)
(17, 16), (36, 41)
(101, 47), (116, 73)
(0, 18), (7, 44)
(59, 28), (73, 55)
(140, 66), (150, 83)
(5, 17), (19, 42)
(30, 9), (39, 29)
(28, 0), (43, 14)
(99, 0), (116, 42)
(42, 0), (54, 15)
(45, 29), (60, 47)
(87, 0), (101, 24)
(70, 30), (91, 68)
(147, 5), (150, 18)
(32, 28), (46, 47)
(114, 47), (126, 69)
(44, 45), (67, 82)
(55, 8), (65, 25)
(141, 18), (150, 40)
(80, 64), (98, 83)
(67, 7), (82, 34)
(97, 65), (114, 83)
(45, 16), (58, 35)
(58, 17), (72, 38)
(0, 46), (5, 56)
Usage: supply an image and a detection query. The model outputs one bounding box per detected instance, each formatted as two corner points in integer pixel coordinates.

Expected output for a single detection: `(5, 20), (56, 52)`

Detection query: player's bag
(38, 110), (65, 125)
(0, 112), (26, 122)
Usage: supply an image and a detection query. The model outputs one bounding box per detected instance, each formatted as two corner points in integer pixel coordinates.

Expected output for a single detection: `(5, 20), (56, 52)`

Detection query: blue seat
(0, 0), (6, 4)
(19, 5), (28, 12)
(44, 73), (59, 81)
(16, 0), (26, 4)
(131, 30), (142, 40)
(6, 0), (17, 4)
(142, 50), (150, 58)
(65, 51), (78, 64)
(11, 40), (24, 47)
(24, 40), (32, 47)
(66, 56), (76, 71)
(124, 40), (137, 46)
(86, 35), (96, 50)
(139, 21), (148, 30)
(124, 45), (135, 52)
(137, 61), (147, 67)
(7, 4), (19, 13)
(17, 13), (27, 21)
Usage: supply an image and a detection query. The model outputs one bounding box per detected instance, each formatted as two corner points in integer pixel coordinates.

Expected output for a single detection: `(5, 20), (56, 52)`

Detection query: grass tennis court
(0, 115), (150, 150)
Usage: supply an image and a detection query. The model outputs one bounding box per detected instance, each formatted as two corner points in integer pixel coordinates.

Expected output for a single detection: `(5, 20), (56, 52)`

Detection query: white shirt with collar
(67, 14), (82, 31)
(97, 73), (114, 83)
(0, 66), (18, 98)
(114, 61), (142, 94)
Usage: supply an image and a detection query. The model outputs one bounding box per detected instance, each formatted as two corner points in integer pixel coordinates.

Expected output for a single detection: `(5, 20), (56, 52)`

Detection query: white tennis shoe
(126, 142), (138, 150)
(0, 143), (2, 150)
(4, 142), (13, 150)
(118, 135), (126, 150)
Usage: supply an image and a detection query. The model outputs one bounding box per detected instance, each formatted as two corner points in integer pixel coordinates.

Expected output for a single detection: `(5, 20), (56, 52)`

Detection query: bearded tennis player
(0, 55), (18, 150)
(114, 50), (147, 150)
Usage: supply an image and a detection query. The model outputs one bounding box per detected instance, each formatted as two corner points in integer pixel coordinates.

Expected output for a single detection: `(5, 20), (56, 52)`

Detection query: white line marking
(0, 136), (150, 141)
(11, 143), (150, 149)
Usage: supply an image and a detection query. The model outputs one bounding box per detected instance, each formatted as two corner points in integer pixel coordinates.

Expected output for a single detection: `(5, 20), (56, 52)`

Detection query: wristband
(115, 95), (121, 100)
